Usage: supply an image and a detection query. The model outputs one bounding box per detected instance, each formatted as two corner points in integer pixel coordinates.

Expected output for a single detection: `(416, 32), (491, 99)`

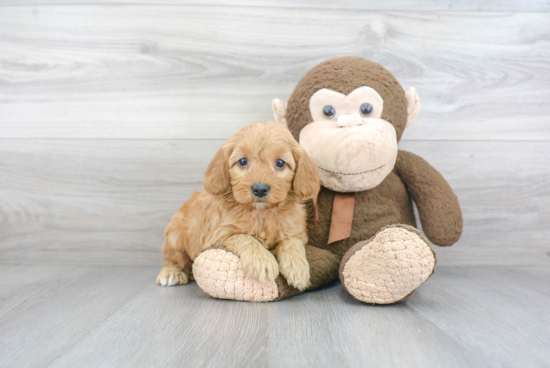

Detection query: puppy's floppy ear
(292, 144), (320, 201)
(204, 145), (231, 196)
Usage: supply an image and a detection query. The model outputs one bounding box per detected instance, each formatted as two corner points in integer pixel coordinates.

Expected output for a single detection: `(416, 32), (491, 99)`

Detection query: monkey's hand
(396, 150), (463, 246)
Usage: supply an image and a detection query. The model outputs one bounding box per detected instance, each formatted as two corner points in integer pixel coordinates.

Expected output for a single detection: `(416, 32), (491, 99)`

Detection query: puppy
(156, 121), (319, 290)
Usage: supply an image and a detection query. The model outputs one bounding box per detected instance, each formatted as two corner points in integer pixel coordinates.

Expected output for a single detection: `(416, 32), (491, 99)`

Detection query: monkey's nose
(252, 183), (270, 198)
(337, 113), (363, 127)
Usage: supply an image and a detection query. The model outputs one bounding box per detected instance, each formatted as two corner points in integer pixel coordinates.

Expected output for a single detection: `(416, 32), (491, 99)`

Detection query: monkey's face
(299, 86), (397, 192)
(271, 57), (421, 193)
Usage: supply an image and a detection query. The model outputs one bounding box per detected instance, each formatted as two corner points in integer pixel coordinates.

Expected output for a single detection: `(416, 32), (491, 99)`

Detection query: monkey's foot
(193, 246), (301, 302)
(339, 224), (436, 304)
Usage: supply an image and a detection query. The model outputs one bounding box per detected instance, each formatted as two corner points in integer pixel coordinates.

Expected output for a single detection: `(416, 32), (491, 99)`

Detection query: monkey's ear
(292, 144), (320, 201)
(203, 145), (232, 196)
(405, 87), (421, 127)
(272, 99), (288, 129)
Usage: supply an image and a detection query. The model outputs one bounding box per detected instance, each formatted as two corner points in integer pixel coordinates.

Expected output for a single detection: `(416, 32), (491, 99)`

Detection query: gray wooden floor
(0, 265), (548, 368)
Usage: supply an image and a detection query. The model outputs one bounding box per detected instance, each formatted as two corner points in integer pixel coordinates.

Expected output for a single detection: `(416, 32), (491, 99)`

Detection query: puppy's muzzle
(252, 183), (270, 198)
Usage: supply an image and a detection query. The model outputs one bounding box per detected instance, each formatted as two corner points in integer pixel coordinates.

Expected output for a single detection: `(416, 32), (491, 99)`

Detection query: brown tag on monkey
(328, 192), (355, 244)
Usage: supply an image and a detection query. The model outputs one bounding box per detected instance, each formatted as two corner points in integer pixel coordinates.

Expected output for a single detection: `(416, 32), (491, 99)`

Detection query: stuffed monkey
(192, 56), (463, 304)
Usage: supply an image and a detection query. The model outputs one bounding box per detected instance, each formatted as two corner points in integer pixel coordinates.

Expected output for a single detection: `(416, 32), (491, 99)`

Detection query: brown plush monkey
(193, 56), (463, 304)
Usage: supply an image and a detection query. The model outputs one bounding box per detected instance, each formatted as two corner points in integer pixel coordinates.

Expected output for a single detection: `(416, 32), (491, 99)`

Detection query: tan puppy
(156, 122), (319, 290)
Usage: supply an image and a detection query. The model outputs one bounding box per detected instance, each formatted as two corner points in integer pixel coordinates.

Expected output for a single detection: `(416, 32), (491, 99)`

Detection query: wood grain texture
(0, 139), (548, 266)
(1, 6), (549, 140)
(0, 266), (153, 368)
(0, 139), (221, 266)
(266, 287), (489, 367)
(0, 4), (549, 267)
(1, 0), (549, 11)
(0, 4), (547, 366)
(400, 140), (550, 266)
(0, 265), (548, 367)
(409, 266), (550, 367)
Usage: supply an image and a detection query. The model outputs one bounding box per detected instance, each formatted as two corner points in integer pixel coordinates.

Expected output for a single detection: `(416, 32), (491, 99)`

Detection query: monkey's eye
(276, 159), (286, 168)
(323, 106), (335, 119)
(360, 103), (373, 116)
(238, 158), (248, 167)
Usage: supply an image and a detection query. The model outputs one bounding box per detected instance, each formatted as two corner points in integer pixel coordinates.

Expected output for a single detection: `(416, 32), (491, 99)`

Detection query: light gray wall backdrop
(1, 1), (549, 267)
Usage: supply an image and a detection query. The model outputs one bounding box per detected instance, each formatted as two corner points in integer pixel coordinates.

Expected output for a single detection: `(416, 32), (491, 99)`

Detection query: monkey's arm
(395, 150), (463, 246)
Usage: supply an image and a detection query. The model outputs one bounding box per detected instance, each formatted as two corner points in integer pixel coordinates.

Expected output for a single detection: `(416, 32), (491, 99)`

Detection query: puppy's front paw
(278, 255), (310, 291)
(240, 249), (279, 283)
(156, 266), (189, 286)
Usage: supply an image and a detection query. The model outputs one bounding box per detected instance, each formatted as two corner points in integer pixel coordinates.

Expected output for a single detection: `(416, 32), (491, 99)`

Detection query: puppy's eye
(360, 103), (373, 116)
(323, 106), (335, 119)
(276, 159), (286, 168)
(238, 158), (247, 167)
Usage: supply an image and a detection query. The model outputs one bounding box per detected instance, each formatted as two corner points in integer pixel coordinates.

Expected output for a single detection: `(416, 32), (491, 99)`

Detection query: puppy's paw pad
(156, 268), (188, 286)
(279, 258), (310, 291)
(288, 275), (309, 291)
(241, 251), (279, 283)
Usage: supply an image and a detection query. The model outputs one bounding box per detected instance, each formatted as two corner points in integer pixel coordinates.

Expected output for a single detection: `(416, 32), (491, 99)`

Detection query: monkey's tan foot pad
(340, 226), (435, 304)
(193, 249), (280, 302)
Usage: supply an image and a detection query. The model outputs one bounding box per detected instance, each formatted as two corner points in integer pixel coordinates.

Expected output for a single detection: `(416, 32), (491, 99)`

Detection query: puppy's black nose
(252, 183), (270, 198)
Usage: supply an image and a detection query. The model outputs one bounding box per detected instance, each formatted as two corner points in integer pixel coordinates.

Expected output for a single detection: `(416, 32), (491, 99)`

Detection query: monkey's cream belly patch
(193, 249), (279, 302)
(342, 227), (435, 304)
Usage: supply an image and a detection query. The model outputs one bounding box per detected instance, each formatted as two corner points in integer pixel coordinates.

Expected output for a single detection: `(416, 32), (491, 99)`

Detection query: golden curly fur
(156, 122), (319, 290)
